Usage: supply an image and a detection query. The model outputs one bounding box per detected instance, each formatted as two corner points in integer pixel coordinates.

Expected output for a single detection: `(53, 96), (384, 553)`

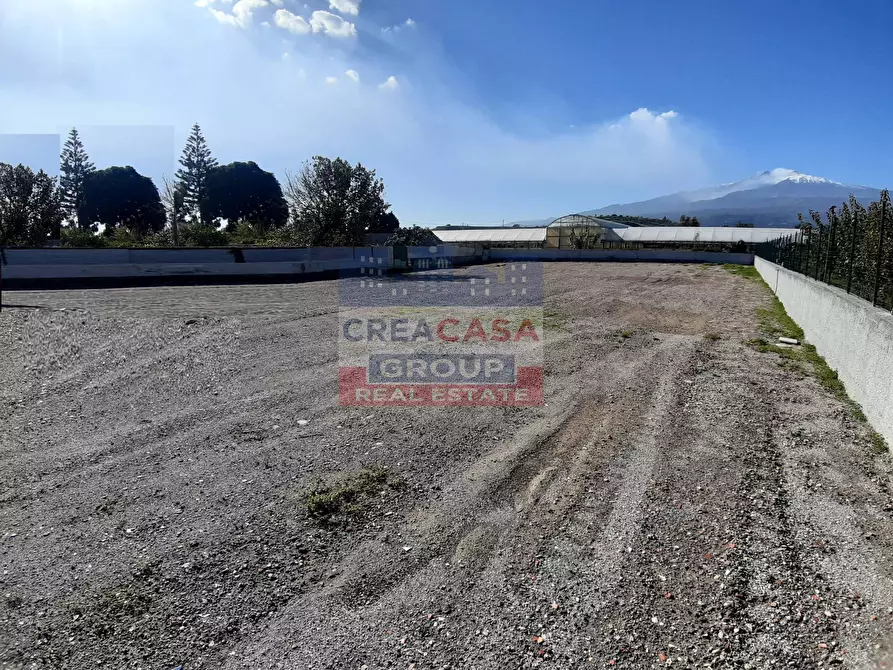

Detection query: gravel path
(1, 263), (891, 669)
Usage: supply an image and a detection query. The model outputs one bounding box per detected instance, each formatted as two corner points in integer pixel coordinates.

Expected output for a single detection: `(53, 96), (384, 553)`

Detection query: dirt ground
(1, 262), (892, 670)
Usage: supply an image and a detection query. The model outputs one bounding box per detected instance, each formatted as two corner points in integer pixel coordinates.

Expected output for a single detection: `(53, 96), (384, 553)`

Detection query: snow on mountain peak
(684, 168), (844, 202)
(758, 168), (841, 186)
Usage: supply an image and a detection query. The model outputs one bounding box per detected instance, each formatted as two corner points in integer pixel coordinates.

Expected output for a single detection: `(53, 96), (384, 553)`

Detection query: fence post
(800, 228), (812, 277)
(874, 196), (888, 306)
(847, 207), (857, 293)
(814, 226), (824, 280)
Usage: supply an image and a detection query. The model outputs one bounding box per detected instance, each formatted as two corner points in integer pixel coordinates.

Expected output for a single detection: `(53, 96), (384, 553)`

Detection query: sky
(0, 0), (891, 225)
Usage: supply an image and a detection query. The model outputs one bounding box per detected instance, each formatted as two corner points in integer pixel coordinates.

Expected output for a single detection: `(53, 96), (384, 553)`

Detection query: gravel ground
(1, 262), (892, 669)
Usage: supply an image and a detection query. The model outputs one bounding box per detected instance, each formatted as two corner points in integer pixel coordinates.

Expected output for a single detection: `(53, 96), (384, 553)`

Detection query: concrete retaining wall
(1, 246), (477, 288)
(755, 257), (893, 445)
(2, 246), (752, 289)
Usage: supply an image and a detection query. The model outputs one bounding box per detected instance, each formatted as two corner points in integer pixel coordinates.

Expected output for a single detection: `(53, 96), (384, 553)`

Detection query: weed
(868, 431), (889, 454)
(703, 332), (721, 342)
(619, 329), (635, 339)
(543, 309), (569, 332)
(305, 467), (405, 521)
(723, 264), (761, 281)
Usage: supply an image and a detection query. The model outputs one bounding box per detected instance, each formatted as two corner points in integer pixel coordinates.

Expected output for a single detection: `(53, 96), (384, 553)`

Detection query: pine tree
(59, 128), (95, 230)
(175, 124), (218, 225)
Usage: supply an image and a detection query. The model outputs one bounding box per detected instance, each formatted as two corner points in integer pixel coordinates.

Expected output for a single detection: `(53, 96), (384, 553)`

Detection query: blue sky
(0, 0), (891, 225)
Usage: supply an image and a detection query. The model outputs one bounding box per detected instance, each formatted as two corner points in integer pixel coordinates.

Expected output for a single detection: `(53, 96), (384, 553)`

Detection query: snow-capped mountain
(584, 169), (880, 228)
(676, 169), (842, 202)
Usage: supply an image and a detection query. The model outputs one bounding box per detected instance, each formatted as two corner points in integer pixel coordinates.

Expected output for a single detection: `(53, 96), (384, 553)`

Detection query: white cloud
(276, 9), (355, 37)
(345, 69), (360, 83)
(328, 0), (360, 16)
(1, 0), (714, 224)
(325, 76), (338, 84)
(378, 76), (399, 91)
(383, 18), (416, 34)
(209, 0), (267, 28)
(309, 10), (356, 37)
(274, 8), (311, 34)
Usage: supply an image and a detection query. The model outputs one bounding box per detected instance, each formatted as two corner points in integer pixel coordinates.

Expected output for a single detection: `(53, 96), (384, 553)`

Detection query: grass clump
(619, 329), (635, 339)
(868, 431), (889, 454)
(723, 264), (761, 281)
(704, 332), (721, 342)
(305, 466), (405, 521)
(543, 308), (569, 332)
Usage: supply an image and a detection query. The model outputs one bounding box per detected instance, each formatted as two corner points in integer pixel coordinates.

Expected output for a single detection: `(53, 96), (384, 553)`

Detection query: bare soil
(1, 262), (892, 669)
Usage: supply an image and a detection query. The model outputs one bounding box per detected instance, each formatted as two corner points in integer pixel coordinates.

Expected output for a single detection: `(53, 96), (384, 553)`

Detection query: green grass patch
(740, 274), (886, 453)
(723, 264), (761, 281)
(305, 466), (405, 521)
(868, 431), (889, 454)
(543, 308), (569, 332)
(619, 329), (635, 339)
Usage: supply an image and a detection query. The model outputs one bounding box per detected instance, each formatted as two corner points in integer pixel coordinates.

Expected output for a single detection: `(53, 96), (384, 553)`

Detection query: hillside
(585, 169), (881, 228)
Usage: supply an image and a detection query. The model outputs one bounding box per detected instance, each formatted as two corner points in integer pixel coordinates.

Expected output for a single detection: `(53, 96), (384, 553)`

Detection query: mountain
(584, 169), (882, 228)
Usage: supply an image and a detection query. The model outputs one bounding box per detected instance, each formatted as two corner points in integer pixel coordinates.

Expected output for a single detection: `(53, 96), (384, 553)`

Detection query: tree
(369, 211), (400, 234)
(160, 176), (186, 246)
(386, 225), (439, 246)
(567, 223), (601, 249)
(285, 157), (390, 246)
(175, 124), (218, 224)
(204, 161), (288, 232)
(81, 166), (165, 237)
(59, 128), (95, 230)
(0, 163), (63, 246)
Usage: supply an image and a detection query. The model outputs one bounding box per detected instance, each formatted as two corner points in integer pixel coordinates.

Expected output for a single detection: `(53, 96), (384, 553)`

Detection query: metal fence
(756, 190), (892, 312)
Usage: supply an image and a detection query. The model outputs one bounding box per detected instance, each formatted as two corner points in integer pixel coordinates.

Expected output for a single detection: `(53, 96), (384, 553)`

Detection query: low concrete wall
(755, 257), (893, 445)
(0, 246), (482, 288)
(1, 246), (752, 289)
(490, 248), (754, 264)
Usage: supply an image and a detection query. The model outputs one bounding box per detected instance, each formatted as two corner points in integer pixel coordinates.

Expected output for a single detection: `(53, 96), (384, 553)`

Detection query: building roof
(549, 214), (630, 229)
(434, 228), (548, 243)
(612, 227), (797, 244)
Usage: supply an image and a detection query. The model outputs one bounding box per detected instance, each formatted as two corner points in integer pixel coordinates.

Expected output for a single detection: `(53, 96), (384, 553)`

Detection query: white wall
(490, 248), (755, 264)
(755, 257), (893, 445)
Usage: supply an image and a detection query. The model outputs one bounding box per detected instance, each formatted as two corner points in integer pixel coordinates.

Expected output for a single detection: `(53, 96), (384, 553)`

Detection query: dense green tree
(0, 163), (63, 246)
(81, 166), (165, 236)
(204, 161), (288, 232)
(285, 157), (389, 246)
(369, 210), (400, 234)
(385, 225), (439, 246)
(59, 128), (95, 230)
(175, 124), (218, 224)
